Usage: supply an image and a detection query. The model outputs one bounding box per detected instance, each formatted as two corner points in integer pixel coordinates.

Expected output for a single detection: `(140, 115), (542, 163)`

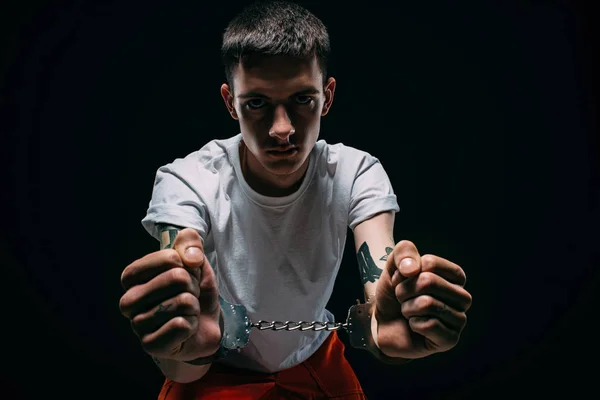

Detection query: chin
(263, 161), (303, 176)
(261, 153), (307, 176)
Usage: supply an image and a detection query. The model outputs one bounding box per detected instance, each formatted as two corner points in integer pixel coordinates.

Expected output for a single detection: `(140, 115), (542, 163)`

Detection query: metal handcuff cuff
(184, 295), (409, 366)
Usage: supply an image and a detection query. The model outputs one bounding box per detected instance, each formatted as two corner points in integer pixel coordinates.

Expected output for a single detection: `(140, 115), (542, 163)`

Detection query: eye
(246, 99), (267, 109)
(295, 95), (313, 105)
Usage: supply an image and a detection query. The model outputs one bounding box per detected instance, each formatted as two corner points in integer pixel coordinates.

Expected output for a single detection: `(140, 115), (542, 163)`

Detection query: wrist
(347, 301), (411, 365)
(371, 304), (380, 348)
(183, 309), (227, 366)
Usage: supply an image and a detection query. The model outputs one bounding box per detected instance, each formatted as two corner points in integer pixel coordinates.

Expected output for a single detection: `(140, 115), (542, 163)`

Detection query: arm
(352, 211), (410, 364)
(151, 224), (212, 383)
(353, 211), (395, 307)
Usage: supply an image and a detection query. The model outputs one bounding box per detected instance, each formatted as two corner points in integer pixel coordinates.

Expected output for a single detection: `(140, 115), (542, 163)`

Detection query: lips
(267, 146), (298, 154)
(268, 145), (297, 153)
(266, 146), (299, 158)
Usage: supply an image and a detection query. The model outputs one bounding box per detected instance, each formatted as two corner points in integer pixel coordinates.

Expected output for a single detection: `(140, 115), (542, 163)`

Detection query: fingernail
(185, 247), (202, 262)
(400, 258), (417, 273)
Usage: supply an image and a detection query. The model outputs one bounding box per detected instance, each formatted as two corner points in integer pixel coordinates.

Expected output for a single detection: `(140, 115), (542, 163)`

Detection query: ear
(321, 77), (336, 116)
(220, 83), (239, 120)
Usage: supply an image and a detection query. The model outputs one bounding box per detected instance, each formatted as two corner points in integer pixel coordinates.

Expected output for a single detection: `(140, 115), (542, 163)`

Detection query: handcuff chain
(246, 300), (364, 332)
(250, 320), (350, 332)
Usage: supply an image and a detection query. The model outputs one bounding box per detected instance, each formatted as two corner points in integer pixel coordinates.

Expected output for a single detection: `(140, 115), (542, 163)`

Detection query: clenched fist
(119, 227), (222, 362)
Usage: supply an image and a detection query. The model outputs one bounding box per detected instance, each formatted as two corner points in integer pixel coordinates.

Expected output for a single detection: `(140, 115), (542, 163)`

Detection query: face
(221, 55), (336, 186)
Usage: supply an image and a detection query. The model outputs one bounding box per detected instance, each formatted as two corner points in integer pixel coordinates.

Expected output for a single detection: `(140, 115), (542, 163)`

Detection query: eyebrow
(237, 87), (321, 99)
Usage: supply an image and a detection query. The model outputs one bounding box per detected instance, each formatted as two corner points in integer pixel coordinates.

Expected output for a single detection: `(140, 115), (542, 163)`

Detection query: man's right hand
(119, 228), (222, 362)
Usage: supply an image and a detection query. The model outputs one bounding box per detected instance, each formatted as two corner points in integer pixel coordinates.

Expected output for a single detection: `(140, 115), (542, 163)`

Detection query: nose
(269, 104), (295, 141)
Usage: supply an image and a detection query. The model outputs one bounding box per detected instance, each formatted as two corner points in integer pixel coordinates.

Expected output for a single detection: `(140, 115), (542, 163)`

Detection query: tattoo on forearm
(159, 225), (180, 249)
(379, 247), (393, 261)
(357, 242), (383, 284)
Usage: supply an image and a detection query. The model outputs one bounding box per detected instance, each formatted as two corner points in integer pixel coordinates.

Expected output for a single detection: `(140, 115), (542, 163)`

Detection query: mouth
(266, 146), (299, 157)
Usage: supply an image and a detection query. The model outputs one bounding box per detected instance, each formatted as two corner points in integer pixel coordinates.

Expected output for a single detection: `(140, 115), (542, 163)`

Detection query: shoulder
(159, 134), (241, 177)
(316, 139), (380, 172)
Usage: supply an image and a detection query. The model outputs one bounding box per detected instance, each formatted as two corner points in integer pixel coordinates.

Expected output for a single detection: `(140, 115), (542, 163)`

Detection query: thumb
(376, 241), (422, 321)
(390, 240), (422, 281)
(172, 228), (205, 268)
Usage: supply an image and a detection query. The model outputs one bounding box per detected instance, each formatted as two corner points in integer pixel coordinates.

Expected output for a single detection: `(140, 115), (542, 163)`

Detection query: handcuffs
(183, 295), (410, 365)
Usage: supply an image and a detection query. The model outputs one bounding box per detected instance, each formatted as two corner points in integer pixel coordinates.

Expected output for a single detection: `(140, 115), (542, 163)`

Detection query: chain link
(250, 320), (349, 332)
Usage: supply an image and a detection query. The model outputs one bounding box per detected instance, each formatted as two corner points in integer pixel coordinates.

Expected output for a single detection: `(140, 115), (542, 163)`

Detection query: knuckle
(423, 317), (439, 330)
(418, 272), (436, 289)
(395, 240), (414, 249)
(450, 331), (461, 345)
(392, 240), (415, 260)
(463, 291), (473, 310)
(181, 228), (203, 245)
(120, 268), (132, 288)
(400, 299), (412, 315)
(180, 227), (195, 236)
(140, 333), (157, 350)
(400, 300), (408, 313)
(169, 267), (192, 287)
(421, 254), (436, 270)
(459, 313), (468, 329)
(170, 316), (193, 332)
(411, 316), (434, 330)
(416, 295), (436, 311)
(119, 294), (133, 316)
(130, 314), (144, 332)
(394, 282), (404, 300)
(163, 250), (183, 267)
(458, 271), (467, 287)
(174, 292), (199, 311)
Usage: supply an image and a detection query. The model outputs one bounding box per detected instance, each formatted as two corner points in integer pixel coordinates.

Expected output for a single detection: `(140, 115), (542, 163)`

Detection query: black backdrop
(2, 0), (598, 399)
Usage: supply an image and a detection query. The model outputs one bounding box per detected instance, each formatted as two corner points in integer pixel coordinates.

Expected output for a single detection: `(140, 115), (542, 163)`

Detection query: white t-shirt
(141, 133), (400, 373)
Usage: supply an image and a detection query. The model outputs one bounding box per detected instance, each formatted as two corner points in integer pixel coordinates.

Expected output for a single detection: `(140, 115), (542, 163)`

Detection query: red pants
(158, 331), (367, 399)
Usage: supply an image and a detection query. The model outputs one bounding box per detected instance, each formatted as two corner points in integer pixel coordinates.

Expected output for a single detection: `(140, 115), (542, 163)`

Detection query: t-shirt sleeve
(141, 165), (210, 243)
(348, 153), (400, 231)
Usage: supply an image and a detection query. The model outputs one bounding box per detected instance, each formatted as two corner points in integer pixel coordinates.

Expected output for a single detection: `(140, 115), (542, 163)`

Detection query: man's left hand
(374, 240), (473, 359)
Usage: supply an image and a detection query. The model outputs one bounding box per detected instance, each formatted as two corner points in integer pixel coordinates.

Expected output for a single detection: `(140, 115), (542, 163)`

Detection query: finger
(395, 272), (473, 312)
(400, 295), (467, 331)
(172, 228), (206, 269)
(408, 316), (459, 353)
(385, 240), (422, 282)
(119, 267), (201, 319)
(140, 315), (199, 357)
(172, 227), (219, 316)
(131, 292), (200, 337)
(196, 252), (220, 315)
(421, 254), (467, 287)
(121, 249), (184, 291)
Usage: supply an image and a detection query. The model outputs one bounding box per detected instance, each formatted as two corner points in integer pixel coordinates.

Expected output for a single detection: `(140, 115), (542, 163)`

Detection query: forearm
(351, 212), (411, 364)
(152, 357), (212, 383)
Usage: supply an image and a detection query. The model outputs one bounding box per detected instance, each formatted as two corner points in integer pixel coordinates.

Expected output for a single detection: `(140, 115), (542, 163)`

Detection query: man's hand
(374, 240), (472, 359)
(119, 228), (222, 362)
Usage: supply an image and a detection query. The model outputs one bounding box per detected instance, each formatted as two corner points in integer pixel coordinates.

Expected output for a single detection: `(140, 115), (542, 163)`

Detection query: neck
(240, 142), (309, 197)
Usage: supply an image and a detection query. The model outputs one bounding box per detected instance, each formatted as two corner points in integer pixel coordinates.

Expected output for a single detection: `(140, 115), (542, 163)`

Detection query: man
(119, 1), (473, 399)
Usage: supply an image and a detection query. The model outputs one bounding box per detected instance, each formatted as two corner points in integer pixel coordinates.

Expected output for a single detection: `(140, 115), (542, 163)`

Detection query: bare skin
(120, 56), (338, 381)
(221, 55), (336, 197)
(375, 241), (473, 358)
(119, 227), (221, 363)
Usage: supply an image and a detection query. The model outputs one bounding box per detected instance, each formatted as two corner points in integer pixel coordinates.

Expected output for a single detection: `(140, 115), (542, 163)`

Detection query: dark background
(2, 0), (598, 399)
